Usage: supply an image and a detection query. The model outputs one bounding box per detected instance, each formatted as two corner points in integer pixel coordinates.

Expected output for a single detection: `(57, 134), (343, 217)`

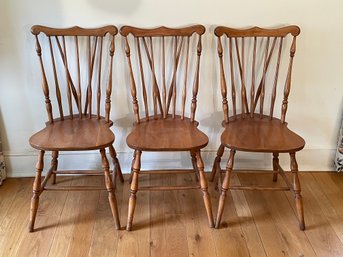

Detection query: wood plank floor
(1, 172), (343, 257)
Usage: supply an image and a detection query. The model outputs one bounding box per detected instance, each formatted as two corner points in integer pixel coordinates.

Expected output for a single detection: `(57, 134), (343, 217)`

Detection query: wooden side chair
(210, 26), (305, 230)
(28, 25), (124, 232)
(120, 25), (214, 231)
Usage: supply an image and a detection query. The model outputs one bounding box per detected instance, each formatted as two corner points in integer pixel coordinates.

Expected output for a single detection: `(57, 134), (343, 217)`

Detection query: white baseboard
(3, 148), (336, 178)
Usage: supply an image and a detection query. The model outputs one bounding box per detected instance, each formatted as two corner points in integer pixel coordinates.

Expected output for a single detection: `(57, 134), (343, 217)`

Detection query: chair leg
(195, 151), (215, 228)
(215, 149), (235, 229)
(29, 150), (45, 232)
(51, 151), (58, 185)
(109, 145), (124, 183)
(210, 144), (225, 182)
(290, 152), (305, 230)
(272, 152), (279, 182)
(126, 150), (141, 231)
(100, 149), (121, 230)
(190, 151), (199, 182)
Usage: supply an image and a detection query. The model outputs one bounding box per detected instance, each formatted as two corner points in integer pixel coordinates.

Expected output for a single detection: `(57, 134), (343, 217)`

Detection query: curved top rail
(214, 25), (300, 37)
(31, 25), (118, 36)
(120, 25), (205, 37)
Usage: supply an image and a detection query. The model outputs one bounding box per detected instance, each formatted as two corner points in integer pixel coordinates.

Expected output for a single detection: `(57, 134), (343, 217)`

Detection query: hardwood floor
(1, 172), (343, 257)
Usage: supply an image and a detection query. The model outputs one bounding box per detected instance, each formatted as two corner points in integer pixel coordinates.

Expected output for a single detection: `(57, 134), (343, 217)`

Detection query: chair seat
(126, 115), (209, 151)
(29, 117), (114, 151)
(220, 115), (305, 153)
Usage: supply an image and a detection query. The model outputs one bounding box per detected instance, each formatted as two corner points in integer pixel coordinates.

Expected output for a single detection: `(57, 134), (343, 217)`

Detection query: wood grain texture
(29, 117), (114, 151)
(2, 173), (343, 256)
(220, 115), (305, 153)
(126, 115), (208, 151)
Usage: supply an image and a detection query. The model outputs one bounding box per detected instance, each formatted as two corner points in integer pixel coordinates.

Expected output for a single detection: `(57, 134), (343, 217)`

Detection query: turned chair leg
(29, 150), (45, 232)
(210, 144), (225, 182)
(215, 149), (235, 229)
(51, 151), (58, 185)
(100, 149), (121, 230)
(109, 145), (124, 184)
(127, 150), (141, 231)
(272, 152), (279, 182)
(195, 151), (215, 228)
(190, 151), (199, 182)
(290, 152), (305, 230)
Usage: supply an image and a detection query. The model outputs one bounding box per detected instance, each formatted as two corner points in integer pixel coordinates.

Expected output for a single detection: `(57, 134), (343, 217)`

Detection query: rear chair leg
(195, 151), (214, 228)
(215, 149), (235, 229)
(272, 152), (279, 182)
(127, 150), (141, 231)
(210, 144), (225, 182)
(109, 145), (124, 184)
(129, 150), (137, 184)
(290, 152), (305, 230)
(190, 151), (199, 182)
(51, 151), (58, 184)
(100, 149), (121, 230)
(29, 150), (45, 232)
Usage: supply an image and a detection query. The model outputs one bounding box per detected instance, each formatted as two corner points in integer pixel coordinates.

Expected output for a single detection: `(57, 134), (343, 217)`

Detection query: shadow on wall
(87, 0), (140, 14)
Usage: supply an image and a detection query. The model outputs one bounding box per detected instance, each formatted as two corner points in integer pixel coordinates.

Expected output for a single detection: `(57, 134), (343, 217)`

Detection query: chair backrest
(120, 25), (206, 124)
(214, 26), (300, 123)
(31, 25), (118, 123)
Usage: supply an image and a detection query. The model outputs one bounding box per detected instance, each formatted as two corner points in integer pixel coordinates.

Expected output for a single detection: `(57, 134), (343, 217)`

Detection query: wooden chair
(28, 25), (124, 232)
(210, 26), (305, 230)
(120, 25), (214, 230)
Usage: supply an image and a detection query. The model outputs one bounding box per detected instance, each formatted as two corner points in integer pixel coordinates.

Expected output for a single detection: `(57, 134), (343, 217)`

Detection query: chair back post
(33, 34), (54, 123)
(281, 35), (297, 123)
(190, 34), (202, 122)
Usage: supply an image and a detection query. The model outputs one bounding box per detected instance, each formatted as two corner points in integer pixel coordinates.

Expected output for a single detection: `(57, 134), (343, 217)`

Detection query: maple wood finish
(210, 25), (305, 230)
(28, 25), (124, 232)
(120, 25), (214, 230)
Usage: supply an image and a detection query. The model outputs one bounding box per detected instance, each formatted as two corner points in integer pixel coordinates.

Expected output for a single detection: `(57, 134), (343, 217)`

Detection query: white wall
(0, 0), (342, 177)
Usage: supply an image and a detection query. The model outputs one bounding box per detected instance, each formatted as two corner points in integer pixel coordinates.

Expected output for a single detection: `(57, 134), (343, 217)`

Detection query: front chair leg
(215, 149), (235, 229)
(100, 149), (121, 230)
(195, 151), (214, 228)
(109, 145), (124, 184)
(29, 150), (45, 232)
(210, 144), (225, 182)
(290, 152), (305, 230)
(126, 150), (141, 231)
